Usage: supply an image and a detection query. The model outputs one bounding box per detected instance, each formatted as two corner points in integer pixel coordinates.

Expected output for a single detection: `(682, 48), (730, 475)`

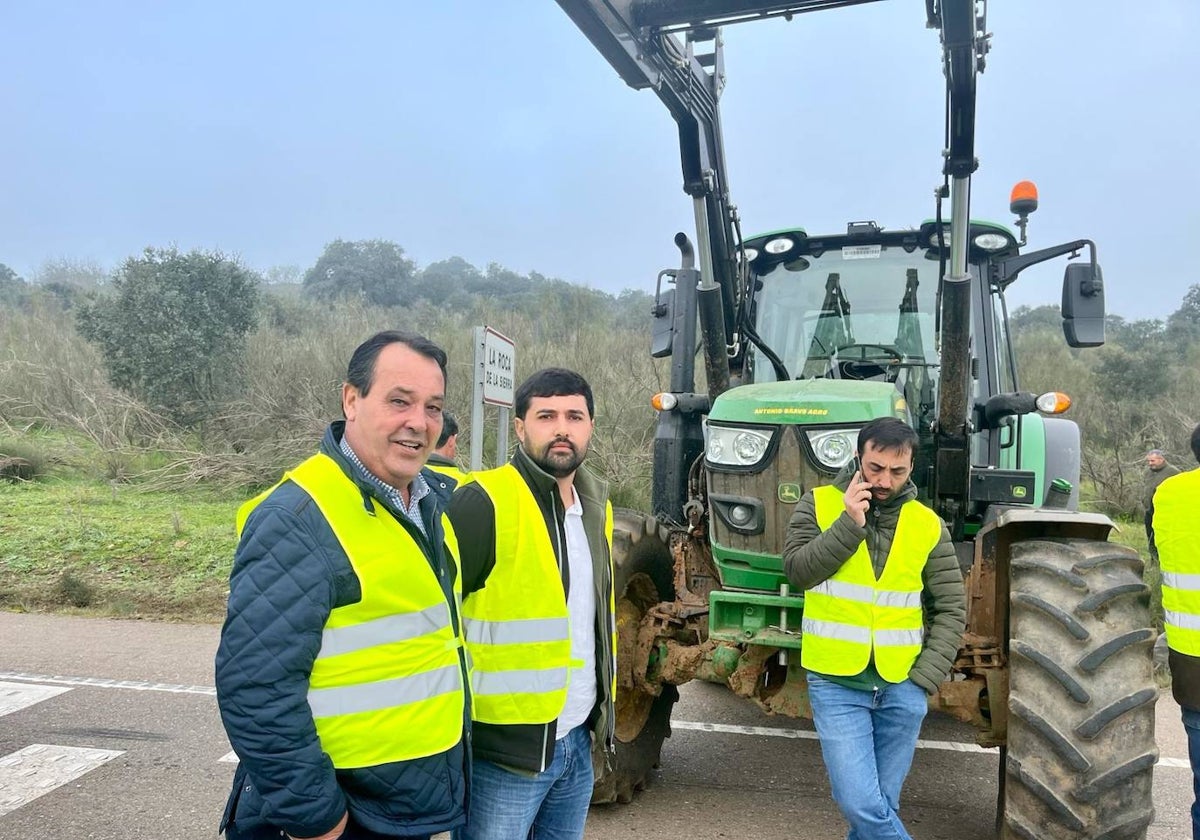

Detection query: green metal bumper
(708, 590), (806, 650)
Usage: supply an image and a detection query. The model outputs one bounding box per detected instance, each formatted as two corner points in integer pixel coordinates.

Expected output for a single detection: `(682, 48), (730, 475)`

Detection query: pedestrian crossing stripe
(0, 682), (71, 718)
(0, 744), (124, 817)
(0, 671), (214, 696)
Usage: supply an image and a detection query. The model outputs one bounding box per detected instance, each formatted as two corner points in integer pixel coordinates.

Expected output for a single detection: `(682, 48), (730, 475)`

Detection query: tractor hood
(708, 380), (904, 426)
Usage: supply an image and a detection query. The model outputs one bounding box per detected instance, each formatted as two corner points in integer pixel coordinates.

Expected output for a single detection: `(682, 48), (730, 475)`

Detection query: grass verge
(0, 467), (1161, 629)
(0, 477), (244, 623)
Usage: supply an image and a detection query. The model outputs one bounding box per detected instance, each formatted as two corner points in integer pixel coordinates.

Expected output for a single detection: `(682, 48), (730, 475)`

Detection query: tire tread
(1004, 537), (1156, 840)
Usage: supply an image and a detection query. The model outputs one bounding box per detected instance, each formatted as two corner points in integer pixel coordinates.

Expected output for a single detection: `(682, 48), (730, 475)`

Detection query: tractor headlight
(805, 429), (859, 470)
(728, 504), (754, 526)
(706, 426), (773, 468)
(973, 232), (1011, 251)
(710, 494), (766, 535)
(764, 237), (795, 255)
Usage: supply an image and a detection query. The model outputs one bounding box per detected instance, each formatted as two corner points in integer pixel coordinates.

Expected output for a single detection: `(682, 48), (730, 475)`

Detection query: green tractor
(554, 1), (1158, 838)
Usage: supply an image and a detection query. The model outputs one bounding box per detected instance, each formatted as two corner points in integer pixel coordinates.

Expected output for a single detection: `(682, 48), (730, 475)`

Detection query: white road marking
(0, 671), (215, 696)
(0, 744), (124, 817)
(0, 682), (70, 717)
(674, 719), (991, 753)
(672, 720), (1191, 768)
(219, 751), (239, 764)
(674, 720), (820, 741)
(2, 672), (1190, 770)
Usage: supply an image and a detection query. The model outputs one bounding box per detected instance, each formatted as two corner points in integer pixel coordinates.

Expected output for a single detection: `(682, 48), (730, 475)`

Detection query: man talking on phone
(782, 416), (965, 840)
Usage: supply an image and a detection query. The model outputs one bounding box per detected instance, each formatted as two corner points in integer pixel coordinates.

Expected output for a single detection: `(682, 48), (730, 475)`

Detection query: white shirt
(556, 486), (597, 739)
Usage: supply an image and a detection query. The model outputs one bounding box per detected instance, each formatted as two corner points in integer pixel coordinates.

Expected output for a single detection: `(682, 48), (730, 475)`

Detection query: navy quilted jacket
(215, 423), (469, 838)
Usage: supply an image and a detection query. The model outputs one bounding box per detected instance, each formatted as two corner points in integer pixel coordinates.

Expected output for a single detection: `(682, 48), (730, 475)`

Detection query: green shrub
(56, 572), (95, 608)
(75, 247), (261, 424)
(0, 438), (48, 481)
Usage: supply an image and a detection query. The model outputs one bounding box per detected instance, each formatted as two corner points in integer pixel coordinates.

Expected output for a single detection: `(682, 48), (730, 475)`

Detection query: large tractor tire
(591, 508), (679, 804)
(1003, 538), (1158, 840)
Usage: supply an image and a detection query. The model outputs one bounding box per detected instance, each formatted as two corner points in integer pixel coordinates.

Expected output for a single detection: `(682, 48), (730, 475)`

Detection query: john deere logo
(778, 483), (801, 504)
(1012, 485), (1028, 499)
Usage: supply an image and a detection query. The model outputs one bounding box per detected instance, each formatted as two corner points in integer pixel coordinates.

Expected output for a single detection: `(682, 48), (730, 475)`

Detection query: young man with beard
(782, 416), (965, 840)
(448, 368), (615, 840)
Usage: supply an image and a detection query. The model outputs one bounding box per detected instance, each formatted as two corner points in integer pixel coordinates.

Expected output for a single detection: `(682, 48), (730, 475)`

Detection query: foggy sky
(2, 1), (1195, 320)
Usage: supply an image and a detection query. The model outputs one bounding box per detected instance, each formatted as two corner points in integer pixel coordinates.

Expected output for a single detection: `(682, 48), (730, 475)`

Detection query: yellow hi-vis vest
(462, 464), (598, 726)
(801, 484), (942, 683)
(429, 462), (469, 487)
(1154, 467), (1200, 656)
(237, 452), (465, 769)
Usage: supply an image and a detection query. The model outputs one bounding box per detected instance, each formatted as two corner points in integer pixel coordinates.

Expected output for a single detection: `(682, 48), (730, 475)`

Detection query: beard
(526, 437), (587, 478)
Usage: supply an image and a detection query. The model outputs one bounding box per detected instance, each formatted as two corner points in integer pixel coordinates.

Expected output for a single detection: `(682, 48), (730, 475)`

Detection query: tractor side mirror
(650, 285), (676, 358)
(1061, 262), (1105, 348)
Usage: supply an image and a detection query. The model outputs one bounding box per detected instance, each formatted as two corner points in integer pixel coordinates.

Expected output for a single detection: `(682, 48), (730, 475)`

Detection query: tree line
(1010, 284), (1200, 515)
(1, 241), (654, 422)
(2, 241), (1198, 518)
(0, 242), (663, 509)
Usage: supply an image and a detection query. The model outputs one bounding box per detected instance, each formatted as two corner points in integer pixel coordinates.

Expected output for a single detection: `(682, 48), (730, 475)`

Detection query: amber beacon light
(1009, 180), (1039, 216)
(1009, 180), (1039, 245)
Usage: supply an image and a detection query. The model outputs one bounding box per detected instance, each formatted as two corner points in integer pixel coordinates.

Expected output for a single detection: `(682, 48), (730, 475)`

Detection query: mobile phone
(851, 455), (862, 477)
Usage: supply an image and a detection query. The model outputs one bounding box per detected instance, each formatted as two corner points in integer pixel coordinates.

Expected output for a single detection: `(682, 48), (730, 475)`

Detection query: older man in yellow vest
(215, 331), (470, 840)
(1153, 422), (1200, 840)
(783, 416), (965, 840)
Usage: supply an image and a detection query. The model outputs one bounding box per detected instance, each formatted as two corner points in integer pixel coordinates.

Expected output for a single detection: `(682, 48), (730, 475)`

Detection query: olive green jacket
(782, 467), (966, 694)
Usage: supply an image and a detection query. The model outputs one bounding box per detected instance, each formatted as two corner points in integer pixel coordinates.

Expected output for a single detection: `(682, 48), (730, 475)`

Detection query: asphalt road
(0, 612), (1192, 839)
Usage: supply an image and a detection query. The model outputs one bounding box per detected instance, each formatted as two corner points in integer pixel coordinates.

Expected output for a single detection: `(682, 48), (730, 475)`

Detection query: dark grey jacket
(782, 467), (966, 694)
(448, 445), (615, 772)
(215, 423), (469, 838)
(1145, 463), (1181, 513)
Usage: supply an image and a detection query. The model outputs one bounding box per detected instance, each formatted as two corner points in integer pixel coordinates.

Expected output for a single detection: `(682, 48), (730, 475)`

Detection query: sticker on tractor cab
(778, 483), (802, 504)
(753, 407), (829, 416)
(842, 244), (882, 260)
(1012, 485), (1028, 499)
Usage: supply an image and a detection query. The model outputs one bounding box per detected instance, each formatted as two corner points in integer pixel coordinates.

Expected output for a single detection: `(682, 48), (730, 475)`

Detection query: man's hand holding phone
(843, 458), (872, 527)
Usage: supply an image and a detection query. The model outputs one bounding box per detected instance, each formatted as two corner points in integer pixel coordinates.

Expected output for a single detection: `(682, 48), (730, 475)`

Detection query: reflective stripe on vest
(465, 616), (570, 646)
(1155, 468), (1200, 656)
(800, 484), (942, 683)
(238, 452), (465, 769)
(462, 464), (573, 725)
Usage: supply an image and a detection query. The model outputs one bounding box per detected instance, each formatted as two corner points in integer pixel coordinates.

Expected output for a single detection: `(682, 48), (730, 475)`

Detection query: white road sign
(481, 327), (515, 408)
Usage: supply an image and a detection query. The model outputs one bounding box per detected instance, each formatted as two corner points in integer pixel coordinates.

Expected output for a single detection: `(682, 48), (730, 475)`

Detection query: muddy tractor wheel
(1003, 538), (1157, 840)
(591, 508), (679, 805)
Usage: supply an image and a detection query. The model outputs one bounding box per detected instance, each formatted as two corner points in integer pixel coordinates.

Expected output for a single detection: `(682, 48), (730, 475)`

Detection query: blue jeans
(1184, 704), (1200, 840)
(807, 672), (929, 840)
(458, 724), (594, 840)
